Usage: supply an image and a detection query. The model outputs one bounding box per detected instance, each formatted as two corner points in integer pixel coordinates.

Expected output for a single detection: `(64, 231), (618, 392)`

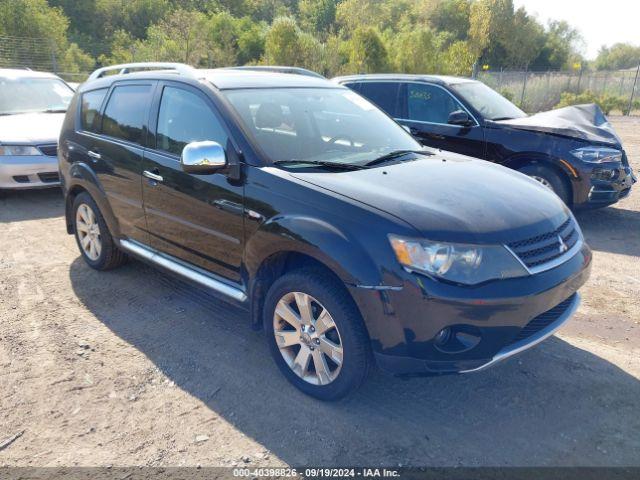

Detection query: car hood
(0, 112), (65, 144)
(290, 153), (571, 244)
(492, 104), (621, 146)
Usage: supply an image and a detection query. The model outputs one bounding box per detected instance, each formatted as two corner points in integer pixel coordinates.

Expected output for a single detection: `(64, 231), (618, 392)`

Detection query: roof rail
(87, 62), (201, 81)
(222, 66), (325, 79)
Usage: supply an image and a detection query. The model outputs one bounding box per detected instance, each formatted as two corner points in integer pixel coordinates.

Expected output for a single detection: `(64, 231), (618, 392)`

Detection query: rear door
(353, 81), (402, 119)
(397, 82), (485, 158)
(78, 81), (155, 242)
(142, 81), (244, 283)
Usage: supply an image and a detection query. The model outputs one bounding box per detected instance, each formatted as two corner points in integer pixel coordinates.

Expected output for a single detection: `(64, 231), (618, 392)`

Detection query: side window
(80, 88), (108, 133)
(102, 84), (152, 144)
(357, 82), (400, 117)
(156, 86), (228, 156)
(406, 83), (464, 124)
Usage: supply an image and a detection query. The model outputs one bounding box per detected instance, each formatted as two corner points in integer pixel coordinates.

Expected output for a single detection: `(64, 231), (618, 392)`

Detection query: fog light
(434, 327), (451, 346)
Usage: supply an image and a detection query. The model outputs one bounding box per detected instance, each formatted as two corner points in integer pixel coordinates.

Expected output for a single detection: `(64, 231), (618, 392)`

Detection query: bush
(554, 90), (628, 115)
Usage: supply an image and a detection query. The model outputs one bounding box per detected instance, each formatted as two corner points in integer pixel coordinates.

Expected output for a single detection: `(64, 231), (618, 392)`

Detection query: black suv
(59, 63), (591, 400)
(334, 74), (636, 209)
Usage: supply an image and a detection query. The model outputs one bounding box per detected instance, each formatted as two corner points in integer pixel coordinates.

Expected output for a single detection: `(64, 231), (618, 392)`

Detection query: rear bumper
(0, 155), (60, 189)
(350, 243), (591, 376)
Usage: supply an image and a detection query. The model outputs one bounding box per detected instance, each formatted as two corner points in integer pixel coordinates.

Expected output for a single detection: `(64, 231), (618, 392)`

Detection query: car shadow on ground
(575, 205), (640, 257)
(69, 257), (640, 466)
(0, 187), (64, 222)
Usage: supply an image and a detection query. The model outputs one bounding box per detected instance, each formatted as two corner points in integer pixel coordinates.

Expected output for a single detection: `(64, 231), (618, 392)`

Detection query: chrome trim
(143, 170), (164, 182)
(119, 239), (247, 302)
(355, 284), (403, 291)
(504, 237), (583, 276)
(461, 293), (580, 373)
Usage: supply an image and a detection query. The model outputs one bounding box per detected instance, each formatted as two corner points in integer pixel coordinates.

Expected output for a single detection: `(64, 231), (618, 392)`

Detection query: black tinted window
(406, 83), (463, 124)
(80, 88), (107, 132)
(156, 86), (227, 156)
(102, 85), (152, 144)
(357, 82), (400, 117)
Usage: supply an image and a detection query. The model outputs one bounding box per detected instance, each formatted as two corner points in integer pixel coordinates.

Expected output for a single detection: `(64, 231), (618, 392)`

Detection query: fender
(65, 161), (121, 239)
(502, 151), (579, 181)
(244, 214), (385, 288)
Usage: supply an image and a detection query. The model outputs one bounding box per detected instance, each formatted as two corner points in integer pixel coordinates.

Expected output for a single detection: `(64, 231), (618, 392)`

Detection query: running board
(119, 239), (247, 303)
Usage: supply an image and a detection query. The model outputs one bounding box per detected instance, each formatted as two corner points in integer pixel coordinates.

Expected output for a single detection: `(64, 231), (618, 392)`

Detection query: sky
(514, 0), (640, 59)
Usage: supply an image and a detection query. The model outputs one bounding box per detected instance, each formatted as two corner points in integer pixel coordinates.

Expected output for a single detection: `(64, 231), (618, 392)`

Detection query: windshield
(451, 81), (526, 121)
(0, 77), (74, 115)
(222, 88), (421, 166)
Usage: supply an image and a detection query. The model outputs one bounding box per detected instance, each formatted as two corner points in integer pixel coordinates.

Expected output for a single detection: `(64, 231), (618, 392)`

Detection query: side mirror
(447, 110), (473, 127)
(180, 141), (227, 174)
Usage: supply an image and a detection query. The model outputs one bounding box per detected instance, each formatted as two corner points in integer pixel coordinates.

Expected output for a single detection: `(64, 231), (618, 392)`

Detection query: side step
(119, 239), (247, 303)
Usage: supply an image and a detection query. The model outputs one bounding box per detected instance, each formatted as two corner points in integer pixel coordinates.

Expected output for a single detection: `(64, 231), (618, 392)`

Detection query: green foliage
(595, 43), (640, 71)
(299, 0), (336, 36)
(2, 0), (592, 80)
(264, 16), (324, 71)
(555, 90), (628, 115)
(346, 27), (388, 73)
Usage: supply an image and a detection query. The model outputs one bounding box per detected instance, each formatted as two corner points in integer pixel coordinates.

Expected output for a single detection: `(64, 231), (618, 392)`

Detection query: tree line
(0, 0), (637, 77)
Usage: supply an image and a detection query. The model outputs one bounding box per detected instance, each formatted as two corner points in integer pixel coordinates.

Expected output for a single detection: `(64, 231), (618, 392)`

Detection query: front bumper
(0, 154), (60, 189)
(576, 157), (636, 208)
(349, 243), (591, 376)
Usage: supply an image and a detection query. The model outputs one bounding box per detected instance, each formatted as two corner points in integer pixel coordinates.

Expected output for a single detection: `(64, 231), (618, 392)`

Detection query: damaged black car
(334, 74), (636, 209)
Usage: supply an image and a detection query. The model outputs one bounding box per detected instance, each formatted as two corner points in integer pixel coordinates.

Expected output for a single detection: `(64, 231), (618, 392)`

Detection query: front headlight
(570, 146), (622, 163)
(0, 145), (41, 156)
(389, 235), (529, 285)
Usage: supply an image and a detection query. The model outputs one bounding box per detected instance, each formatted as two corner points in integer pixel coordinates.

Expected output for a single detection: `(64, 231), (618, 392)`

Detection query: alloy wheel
(273, 292), (344, 386)
(76, 203), (102, 261)
(530, 175), (554, 191)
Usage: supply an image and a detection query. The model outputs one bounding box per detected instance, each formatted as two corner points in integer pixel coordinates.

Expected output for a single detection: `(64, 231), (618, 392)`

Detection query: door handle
(143, 170), (164, 183)
(87, 150), (101, 160)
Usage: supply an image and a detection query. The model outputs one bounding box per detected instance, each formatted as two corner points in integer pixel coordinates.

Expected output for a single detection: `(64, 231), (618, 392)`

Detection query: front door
(142, 82), (244, 283)
(397, 82), (485, 159)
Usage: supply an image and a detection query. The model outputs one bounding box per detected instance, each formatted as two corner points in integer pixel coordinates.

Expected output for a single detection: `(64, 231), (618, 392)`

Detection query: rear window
(101, 85), (152, 144)
(80, 88), (108, 132)
(356, 82), (400, 117)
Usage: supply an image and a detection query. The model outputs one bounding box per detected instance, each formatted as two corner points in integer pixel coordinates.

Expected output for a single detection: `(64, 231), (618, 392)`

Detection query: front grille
(507, 217), (579, 270)
(37, 144), (58, 157)
(510, 294), (576, 344)
(12, 175), (30, 183)
(38, 172), (60, 183)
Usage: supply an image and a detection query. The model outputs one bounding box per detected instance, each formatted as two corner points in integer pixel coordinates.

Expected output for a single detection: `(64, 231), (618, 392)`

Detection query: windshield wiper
(273, 159), (365, 171)
(42, 108), (67, 113)
(362, 149), (432, 167)
(491, 116), (515, 121)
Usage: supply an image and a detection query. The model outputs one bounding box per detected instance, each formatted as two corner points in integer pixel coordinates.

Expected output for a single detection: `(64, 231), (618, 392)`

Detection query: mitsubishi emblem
(558, 235), (568, 253)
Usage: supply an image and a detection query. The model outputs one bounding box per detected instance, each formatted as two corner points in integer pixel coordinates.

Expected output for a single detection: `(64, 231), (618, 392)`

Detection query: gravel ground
(0, 117), (639, 467)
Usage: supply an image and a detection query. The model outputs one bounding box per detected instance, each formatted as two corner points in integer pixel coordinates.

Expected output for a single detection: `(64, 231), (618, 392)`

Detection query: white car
(0, 69), (74, 189)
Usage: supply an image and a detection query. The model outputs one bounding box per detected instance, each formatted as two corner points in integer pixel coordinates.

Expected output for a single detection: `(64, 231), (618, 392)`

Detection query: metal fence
(476, 67), (640, 115)
(0, 35), (88, 83)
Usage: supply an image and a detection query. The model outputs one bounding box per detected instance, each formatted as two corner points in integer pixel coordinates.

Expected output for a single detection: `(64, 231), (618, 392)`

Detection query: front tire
(72, 192), (127, 270)
(263, 269), (371, 401)
(518, 164), (570, 205)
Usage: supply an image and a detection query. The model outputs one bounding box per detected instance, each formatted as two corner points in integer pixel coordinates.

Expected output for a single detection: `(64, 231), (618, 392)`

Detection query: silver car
(0, 69), (74, 189)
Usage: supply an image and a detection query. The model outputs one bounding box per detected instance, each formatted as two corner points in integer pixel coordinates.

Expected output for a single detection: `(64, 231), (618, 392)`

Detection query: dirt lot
(1, 117), (639, 467)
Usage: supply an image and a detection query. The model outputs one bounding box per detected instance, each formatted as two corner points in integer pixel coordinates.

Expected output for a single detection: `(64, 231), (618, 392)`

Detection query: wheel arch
(245, 216), (383, 331)
(64, 163), (120, 238)
(503, 152), (575, 205)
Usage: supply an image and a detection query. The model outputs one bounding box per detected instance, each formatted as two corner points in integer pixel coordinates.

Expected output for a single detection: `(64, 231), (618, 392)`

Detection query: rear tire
(72, 192), (127, 270)
(518, 164), (570, 205)
(263, 268), (371, 401)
